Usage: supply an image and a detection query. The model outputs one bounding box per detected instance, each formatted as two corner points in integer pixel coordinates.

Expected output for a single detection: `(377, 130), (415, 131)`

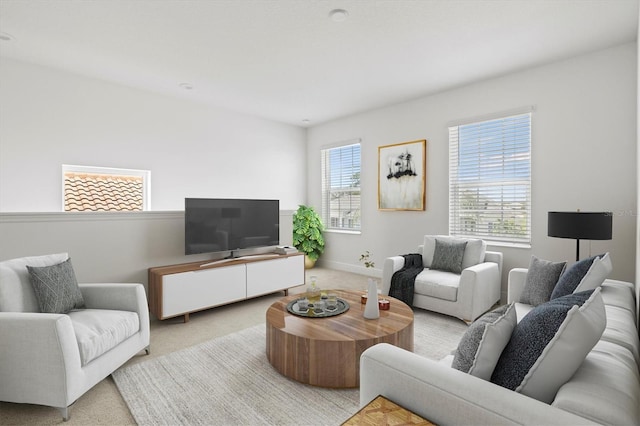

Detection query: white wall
(308, 43), (637, 297)
(0, 58), (306, 212)
(0, 210), (295, 292)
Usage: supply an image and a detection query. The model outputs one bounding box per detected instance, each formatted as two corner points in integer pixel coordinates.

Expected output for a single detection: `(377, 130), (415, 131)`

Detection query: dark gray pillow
(490, 290), (597, 402)
(452, 303), (517, 380)
(551, 255), (600, 300)
(430, 238), (467, 274)
(520, 256), (566, 306)
(27, 258), (85, 314)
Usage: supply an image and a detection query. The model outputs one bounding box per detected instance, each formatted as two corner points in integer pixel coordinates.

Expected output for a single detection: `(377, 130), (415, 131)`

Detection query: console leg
(184, 313), (190, 323)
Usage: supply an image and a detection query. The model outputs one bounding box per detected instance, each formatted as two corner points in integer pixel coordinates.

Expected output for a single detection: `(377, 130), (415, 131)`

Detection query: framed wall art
(378, 139), (426, 211)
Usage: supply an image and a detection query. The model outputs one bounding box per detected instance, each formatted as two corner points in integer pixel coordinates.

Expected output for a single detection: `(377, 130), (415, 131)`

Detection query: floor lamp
(547, 211), (612, 261)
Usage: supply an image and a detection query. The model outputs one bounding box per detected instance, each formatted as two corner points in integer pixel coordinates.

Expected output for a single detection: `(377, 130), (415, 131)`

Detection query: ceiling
(0, 0), (638, 127)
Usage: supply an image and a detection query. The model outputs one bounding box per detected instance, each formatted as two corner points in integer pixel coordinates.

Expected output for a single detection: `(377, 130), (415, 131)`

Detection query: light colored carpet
(112, 309), (467, 426)
(1, 267), (468, 424)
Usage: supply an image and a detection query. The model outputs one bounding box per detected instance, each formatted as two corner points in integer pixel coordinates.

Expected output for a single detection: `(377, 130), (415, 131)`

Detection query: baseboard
(315, 259), (382, 278)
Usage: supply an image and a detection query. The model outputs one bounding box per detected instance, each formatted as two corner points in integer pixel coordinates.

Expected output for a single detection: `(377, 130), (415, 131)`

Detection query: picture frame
(378, 139), (426, 211)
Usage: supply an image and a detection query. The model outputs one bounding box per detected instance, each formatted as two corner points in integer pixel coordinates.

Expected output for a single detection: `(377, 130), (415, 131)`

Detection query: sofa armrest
(360, 343), (596, 425)
(381, 256), (406, 296)
(508, 268), (528, 303)
(0, 312), (82, 407)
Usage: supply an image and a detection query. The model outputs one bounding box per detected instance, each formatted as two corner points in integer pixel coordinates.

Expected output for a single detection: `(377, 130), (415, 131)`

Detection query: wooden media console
(148, 252), (304, 322)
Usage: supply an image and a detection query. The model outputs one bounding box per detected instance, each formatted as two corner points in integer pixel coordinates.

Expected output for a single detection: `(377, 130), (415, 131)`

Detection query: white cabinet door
(246, 255), (304, 298)
(163, 264), (246, 317)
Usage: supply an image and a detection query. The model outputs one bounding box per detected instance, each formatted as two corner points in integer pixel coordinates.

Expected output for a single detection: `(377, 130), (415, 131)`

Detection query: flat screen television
(185, 198), (279, 256)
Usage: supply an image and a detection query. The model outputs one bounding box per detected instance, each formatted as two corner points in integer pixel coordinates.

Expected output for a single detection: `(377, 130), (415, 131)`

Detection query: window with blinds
(321, 142), (361, 231)
(448, 112), (531, 244)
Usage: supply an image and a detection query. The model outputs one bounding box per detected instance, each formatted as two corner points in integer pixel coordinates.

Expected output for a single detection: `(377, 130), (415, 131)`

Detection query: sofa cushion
(491, 289), (606, 404)
(68, 308), (140, 366)
(430, 238), (467, 274)
(601, 304), (640, 364)
(601, 279), (637, 313)
(552, 339), (640, 426)
(452, 303), (517, 380)
(423, 235), (486, 270)
(0, 253), (69, 313)
(27, 258), (85, 314)
(551, 253), (612, 299)
(512, 302), (534, 322)
(414, 269), (460, 302)
(520, 255), (566, 306)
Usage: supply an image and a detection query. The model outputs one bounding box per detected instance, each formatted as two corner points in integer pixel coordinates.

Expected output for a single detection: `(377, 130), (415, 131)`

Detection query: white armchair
(0, 253), (150, 421)
(382, 235), (503, 322)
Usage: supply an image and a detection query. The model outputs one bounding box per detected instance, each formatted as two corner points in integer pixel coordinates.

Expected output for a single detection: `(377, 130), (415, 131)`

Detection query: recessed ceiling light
(329, 9), (348, 23)
(179, 82), (193, 90)
(0, 32), (15, 42)
(302, 119), (310, 125)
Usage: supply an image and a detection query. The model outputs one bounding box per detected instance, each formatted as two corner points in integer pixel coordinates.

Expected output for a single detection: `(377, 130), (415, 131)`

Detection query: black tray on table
(286, 298), (350, 318)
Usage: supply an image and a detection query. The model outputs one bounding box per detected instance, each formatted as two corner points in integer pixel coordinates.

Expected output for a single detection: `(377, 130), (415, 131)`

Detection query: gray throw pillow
(430, 238), (467, 274)
(520, 256), (566, 306)
(550, 255), (601, 300)
(490, 289), (605, 404)
(452, 303), (517, 380)
(27, 258), (85, 314)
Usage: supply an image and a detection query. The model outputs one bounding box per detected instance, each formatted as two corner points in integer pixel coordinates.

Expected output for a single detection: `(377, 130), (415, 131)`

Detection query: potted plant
(293, 205), (325, 269)
(359, 251), (375, 269)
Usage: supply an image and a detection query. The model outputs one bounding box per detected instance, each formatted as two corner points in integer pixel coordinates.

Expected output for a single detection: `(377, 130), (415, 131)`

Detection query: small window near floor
(62, 165), (151, 211)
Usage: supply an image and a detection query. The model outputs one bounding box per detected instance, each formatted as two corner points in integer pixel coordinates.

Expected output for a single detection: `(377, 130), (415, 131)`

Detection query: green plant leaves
(292, 205), (325, 260)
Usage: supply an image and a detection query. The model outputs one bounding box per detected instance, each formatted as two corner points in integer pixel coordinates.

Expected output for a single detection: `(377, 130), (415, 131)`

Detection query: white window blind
(321, 143), (361, 231)
(449, 112), (531, 244)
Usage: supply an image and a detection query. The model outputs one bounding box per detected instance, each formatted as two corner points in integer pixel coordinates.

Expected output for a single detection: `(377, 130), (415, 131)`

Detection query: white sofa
(361, 271), (640, 425)
(0, 253), (150, 421)
(382, 235), (503, 322)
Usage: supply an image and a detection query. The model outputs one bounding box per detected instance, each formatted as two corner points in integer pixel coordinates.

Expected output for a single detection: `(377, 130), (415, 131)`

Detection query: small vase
(363, 278), (380, 319)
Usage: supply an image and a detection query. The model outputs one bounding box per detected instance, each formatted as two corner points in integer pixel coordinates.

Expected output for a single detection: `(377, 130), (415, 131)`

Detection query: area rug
(112, 309), (467, 426)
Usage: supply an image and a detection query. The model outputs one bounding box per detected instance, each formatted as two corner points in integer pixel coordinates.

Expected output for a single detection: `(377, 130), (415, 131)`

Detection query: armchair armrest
(507, 268), (528, 303)
(80, 283), (146, 312)
(360, 343), (596, 425)
(457, 261), (501, 321)
(381, 256), (406, 296)
(484, 250), (504, 276)
(0, 312), (81, 407)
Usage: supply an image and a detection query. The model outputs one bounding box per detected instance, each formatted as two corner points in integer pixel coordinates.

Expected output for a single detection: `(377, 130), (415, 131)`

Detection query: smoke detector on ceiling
(329, 9), (349, 23)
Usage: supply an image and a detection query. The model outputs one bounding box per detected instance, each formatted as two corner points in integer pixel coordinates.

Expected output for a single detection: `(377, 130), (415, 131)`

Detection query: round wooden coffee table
(266, 289), (414, 388)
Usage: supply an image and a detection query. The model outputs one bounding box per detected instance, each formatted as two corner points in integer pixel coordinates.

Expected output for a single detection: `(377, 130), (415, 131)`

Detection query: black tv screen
(185, 198), (279, 255)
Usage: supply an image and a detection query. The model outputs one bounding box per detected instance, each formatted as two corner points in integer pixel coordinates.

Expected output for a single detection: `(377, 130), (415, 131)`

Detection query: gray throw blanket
(389, 253), (423, 306)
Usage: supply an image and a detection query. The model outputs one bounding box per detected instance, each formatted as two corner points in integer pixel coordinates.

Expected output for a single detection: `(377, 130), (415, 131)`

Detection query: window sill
(324, 229), (361, 235)
(486, 241), (531, 250)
